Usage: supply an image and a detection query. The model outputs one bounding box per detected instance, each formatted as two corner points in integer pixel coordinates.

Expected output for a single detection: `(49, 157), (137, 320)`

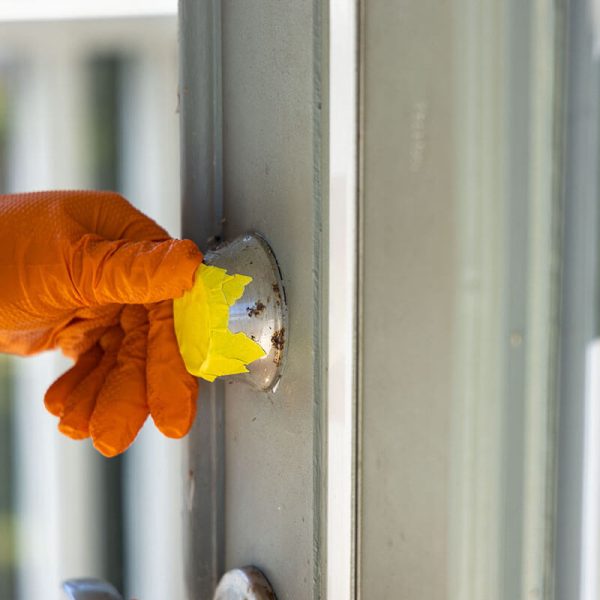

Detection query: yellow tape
(173, 264), (266, 381)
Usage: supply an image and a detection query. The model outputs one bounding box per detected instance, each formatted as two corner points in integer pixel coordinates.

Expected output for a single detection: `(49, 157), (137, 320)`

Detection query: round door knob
(213, 566), (276, 600)
(204, 233), (288, 392)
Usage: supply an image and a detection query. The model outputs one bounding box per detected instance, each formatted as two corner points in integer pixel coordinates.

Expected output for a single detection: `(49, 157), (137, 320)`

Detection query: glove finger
(69, 234), (202, 306)
(58, 326), (123, 440)
(0, 326), (70, 357)
(45, 343), (104, 417)
(89, 305), (150, 457)
(59, 190), (171, 241)
(0, 306), (121, 358)
(146, 300), (198, 438)
(56, 305), (122, 359)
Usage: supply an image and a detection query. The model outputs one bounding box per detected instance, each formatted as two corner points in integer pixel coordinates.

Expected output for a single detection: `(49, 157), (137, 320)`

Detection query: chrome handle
(213, 566), (276, 600)
(62, 578), (123, 600)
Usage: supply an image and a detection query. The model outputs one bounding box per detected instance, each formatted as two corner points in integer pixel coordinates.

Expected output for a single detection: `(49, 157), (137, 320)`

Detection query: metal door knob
(213, 566), (276, 600)
(204, 233), (288, 392)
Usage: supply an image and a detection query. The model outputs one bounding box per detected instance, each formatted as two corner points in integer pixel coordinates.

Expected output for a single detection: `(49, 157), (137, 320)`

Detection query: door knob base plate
(204, 233), (287, 392)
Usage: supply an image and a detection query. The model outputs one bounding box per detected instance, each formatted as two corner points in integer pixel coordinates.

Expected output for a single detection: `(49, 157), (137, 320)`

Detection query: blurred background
(0, 2), (184, 599)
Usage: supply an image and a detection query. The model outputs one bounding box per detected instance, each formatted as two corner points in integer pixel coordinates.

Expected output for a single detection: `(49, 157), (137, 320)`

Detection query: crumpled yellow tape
(173, 264), (266, 382)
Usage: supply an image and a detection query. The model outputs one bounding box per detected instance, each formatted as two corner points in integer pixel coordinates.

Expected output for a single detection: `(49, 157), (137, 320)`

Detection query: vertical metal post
(179, 0), (224, 597)
(555, 1), (600, 598)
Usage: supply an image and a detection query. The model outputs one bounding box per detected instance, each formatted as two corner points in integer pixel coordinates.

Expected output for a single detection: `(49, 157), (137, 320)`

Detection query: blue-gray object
(62, 579), (123, 600)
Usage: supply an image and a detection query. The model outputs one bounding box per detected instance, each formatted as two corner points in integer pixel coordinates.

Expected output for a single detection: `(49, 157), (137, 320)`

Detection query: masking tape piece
(173, 264), (266, 381)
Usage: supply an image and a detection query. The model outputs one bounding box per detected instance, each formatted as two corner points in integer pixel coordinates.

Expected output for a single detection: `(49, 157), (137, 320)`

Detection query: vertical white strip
(327, 1), (357, 598)
(14, 356), (61, 600)
(591, 0), (600, 57)
(119, 31), (185, 600)
(124, 427), (185, 600)
(120, 44), (181, 235)
(581, 340), (600, 600)
(522, 1), (559, 595)
(449, 2), (506, 598)
(10, 42), (102, 599)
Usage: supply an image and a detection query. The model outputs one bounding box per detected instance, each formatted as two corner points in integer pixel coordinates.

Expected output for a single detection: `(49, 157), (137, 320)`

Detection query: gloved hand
(0, 191), (202, 456)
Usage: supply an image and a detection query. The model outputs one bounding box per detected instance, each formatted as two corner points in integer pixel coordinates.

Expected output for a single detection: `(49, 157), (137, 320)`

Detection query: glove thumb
(70, 234), (202, 305)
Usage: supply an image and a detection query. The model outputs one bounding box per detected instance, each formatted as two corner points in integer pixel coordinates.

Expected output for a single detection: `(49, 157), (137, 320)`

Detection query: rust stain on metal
(271, 327), (285, 351)
(246, 301), (266, 317)
(272, 282), (283, 307)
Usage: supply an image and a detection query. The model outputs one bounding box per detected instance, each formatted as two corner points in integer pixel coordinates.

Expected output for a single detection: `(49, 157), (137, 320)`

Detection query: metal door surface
(179, 1), (326, 598)
(179, 1), (565, 599)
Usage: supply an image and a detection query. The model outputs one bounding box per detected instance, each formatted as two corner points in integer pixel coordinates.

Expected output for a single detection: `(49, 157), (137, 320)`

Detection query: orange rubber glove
(0, 191), (203, 457)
